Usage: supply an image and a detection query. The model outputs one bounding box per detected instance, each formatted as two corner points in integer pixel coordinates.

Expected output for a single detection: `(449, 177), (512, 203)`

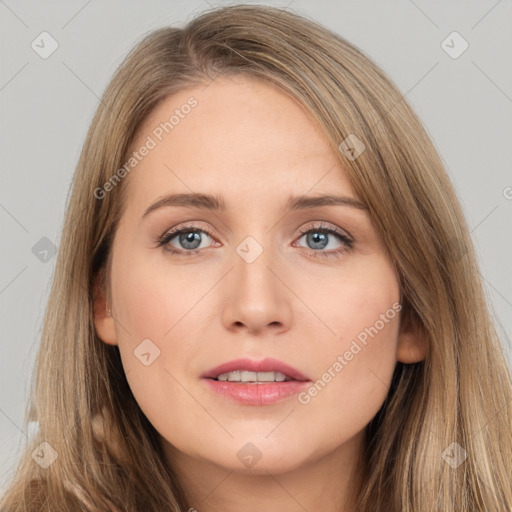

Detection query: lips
(201, 357), (310, 382)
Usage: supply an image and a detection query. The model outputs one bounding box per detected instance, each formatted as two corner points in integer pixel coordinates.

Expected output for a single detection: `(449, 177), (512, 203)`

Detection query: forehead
(123, 75), (357, 212)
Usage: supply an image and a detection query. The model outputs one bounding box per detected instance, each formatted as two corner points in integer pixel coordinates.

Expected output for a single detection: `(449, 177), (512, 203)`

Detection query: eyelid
(296, 220), (352, 240)
(158, 222), (216, 245)
(158, 220), (352, 244)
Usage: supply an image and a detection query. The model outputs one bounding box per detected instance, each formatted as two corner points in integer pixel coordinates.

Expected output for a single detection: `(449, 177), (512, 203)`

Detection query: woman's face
(94, 75), (425, 476)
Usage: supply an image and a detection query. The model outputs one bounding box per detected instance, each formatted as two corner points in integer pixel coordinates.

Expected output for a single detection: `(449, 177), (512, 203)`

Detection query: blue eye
(157, 225), (214, 255)
(294, 222), (354, 259)
(157, 221), (354, 259)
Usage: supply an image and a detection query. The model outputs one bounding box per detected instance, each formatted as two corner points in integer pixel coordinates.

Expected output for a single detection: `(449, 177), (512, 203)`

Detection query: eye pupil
(307, 231), (328, 250)
(180, 230), (202, 250)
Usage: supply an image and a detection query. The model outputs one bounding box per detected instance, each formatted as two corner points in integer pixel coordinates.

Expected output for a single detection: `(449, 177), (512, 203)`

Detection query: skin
(94, 74), (426, 512)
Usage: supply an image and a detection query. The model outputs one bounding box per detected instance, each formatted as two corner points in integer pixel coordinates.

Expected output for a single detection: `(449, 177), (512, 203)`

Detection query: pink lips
(201, 357), (311, 406)
(201, 357), (310, 381)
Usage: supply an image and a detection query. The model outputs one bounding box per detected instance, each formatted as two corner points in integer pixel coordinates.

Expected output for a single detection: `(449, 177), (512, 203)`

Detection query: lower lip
(202, 378), (311, 405)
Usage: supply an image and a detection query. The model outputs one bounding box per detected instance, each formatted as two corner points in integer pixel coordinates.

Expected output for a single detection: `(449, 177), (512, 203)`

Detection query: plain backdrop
(1, 0), (511, 492)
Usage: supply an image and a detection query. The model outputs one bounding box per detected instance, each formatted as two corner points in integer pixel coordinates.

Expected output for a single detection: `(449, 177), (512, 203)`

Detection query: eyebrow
(141, 192), (368, 218)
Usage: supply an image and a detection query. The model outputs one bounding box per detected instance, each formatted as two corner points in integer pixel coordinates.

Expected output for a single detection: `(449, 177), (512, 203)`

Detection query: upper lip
(201, 357), (311, 381)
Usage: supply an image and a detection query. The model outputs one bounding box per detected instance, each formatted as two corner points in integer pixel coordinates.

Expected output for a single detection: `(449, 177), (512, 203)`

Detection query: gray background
(1, 0), (511, 492)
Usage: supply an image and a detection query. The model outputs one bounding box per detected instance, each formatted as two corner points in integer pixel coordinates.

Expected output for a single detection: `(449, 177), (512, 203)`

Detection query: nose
(220, 237), (293, 336)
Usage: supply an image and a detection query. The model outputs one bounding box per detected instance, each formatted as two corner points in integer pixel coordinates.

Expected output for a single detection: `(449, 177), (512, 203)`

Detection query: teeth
(216, 370), (289, 383)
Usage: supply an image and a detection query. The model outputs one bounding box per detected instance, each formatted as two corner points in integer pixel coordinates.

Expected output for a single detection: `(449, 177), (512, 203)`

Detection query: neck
(161, 430), (366, 512)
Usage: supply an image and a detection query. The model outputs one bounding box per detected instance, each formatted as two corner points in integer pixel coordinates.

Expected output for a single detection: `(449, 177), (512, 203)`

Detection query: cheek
(111, 251), (214, 345)
(295, 328), (400, 456)
(294, 260), (400, 434)
(291, 253), (400, 346)
(109, 255), (214, 425)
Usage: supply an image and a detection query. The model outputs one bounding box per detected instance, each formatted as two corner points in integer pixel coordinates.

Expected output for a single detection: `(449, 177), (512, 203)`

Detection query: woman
(2, 4), (511, 511)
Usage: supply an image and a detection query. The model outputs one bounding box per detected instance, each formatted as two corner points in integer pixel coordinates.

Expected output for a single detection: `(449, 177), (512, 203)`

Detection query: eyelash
(157, 222), (354, 259)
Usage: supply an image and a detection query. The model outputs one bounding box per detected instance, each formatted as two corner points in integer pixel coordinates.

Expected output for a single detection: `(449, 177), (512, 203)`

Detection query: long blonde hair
(2, 4), (511, 511)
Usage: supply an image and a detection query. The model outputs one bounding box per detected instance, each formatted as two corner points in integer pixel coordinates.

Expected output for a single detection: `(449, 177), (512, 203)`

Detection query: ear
(396, 306), (427, 364)
(92, 271), (118, 346)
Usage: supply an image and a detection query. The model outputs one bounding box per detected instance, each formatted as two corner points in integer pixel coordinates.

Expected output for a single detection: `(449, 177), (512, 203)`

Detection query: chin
(205, 442), (310, 475)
